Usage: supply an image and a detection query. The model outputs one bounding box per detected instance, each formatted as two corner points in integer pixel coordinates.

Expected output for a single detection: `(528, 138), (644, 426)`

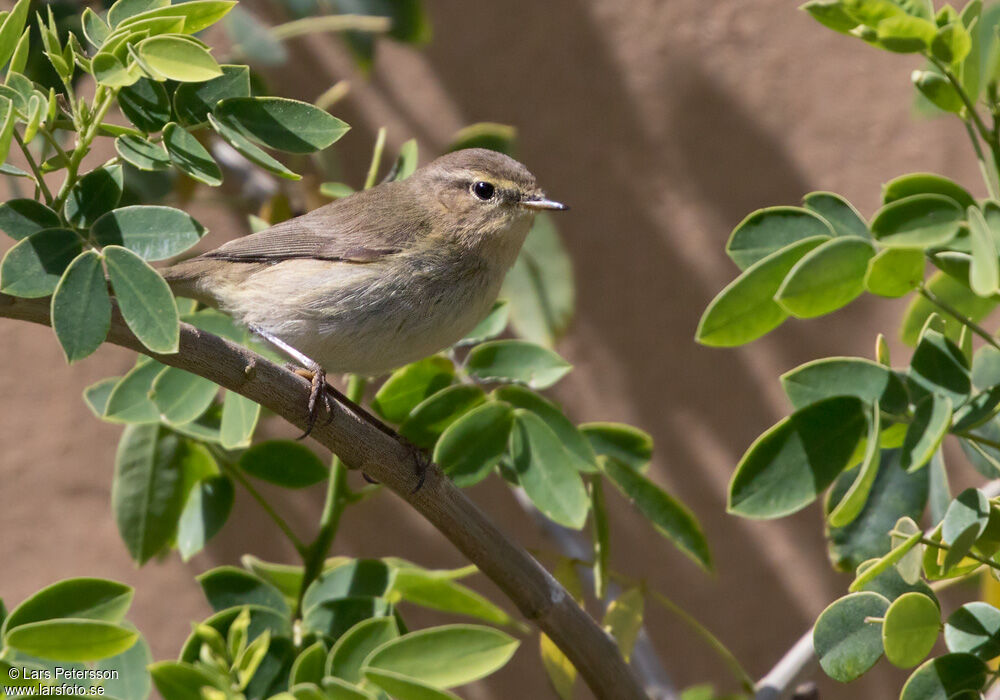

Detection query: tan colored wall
(1, 0), (986, 697)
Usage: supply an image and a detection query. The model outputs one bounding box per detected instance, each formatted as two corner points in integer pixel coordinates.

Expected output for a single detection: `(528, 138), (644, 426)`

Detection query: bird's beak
(521, 195), (569, 211)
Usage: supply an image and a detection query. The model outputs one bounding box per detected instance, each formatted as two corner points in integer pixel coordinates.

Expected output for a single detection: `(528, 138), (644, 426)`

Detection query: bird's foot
(291, 365), (333, 439)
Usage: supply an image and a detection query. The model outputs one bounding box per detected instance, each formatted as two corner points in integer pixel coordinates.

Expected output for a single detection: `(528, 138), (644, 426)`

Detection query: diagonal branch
(0, 293), (646, 700)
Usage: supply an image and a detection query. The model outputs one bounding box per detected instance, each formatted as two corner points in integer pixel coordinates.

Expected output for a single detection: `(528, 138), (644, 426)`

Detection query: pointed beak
(521, 195), (569, 211)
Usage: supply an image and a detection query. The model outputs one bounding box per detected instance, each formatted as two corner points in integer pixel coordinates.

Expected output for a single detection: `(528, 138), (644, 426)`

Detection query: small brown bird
(162, 148), (567, 433)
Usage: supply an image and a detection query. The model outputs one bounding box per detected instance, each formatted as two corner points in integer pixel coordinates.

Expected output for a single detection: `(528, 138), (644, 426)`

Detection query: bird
(161, 148), (567, 438)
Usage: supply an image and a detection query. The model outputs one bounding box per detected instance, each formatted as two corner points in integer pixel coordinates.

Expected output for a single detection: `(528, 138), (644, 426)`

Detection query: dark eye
(472, 181), (495, 200)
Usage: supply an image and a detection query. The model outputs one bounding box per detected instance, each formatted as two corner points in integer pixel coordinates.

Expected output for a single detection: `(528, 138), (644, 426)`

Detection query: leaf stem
(53, 85), (117, 212)
(12, 130), (53, 205)
(292, 374), (366, 623)
(364, 128), (386, 190)
(930, 54), (993, 143)
(216, 453), (306, 555)
(918, 535), (1000, 572)
(965, 119), (1000, 199)
(918, 284), (1000, 351)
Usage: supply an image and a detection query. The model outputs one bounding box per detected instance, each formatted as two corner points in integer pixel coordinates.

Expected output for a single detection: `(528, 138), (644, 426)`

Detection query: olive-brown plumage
(162, 148), (566, 377)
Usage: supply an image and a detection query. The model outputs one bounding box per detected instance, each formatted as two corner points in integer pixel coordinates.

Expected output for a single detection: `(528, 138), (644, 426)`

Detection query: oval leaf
(105, 245), (179, 353)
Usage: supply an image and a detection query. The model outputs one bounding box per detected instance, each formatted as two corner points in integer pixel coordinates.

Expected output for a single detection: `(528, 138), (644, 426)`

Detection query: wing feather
(204, 181), (429, 264)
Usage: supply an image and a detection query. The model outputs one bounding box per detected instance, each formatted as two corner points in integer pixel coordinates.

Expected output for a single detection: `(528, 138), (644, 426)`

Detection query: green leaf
(968, 205), (999, 296)
(0, 0), (30, 70)
(84, 376), (120, 418)
(827, 450), (929, 571)
(197, 566), (290, 615)
(465, 340), (571, 389)
(363, 670), (460, 700)
(500, 214), (575, 347)
(64, 165), (124, 228)
(457, 300), (508, 346)
(242, 555), (305, 600)
(540, 632), (575, 700)
(883, 172), (977, 209)
(0, 199), (60, 241)
(900, 394), (952, 473)
(600, 456), (711, 570)
(878, 14), (938, 51)
(104, 359), (164, 422)
(93, 53), (140, 88)
(115, 135), (171, 171)
(303, 559), (393, 610)
(4, 579), (133, 632)
(602, 587), (644, 661)
(82, 8), (110, 48)
(391, 570), (513, 627)
(320, 182), (355, 199)
(163, 122), (222, 186)
(137, 36), (222, 82)
(900, 653), (988, 699)
(303, 596), (393, 641)
(96, 629), (152, 700)
(220, 391), (260, 449)
(290, 642), (326, 687)
(112, 425), (191, 564)
(434, 400), (514, 487)
(780, 356), (909, 414)
(912, 69), (965, 113)
(214, 97), (350, 154)
(933, 21), (974, 64)
(866, 247), (925, 297)
(5, 620), (138, 662)
(51, 250), (111, 363)
(729, 396), (868, 518)
(726, 206), (834, 270)
(871, 194), (964, 247)
(510, 410), (590, 529)
(119, 1), (236, 34)
(392, 138), (418, 181)
(327, 617), (399, 683)
(176, 474), (233, 560)
(108, 0), (170, 28)
(696, 236), (828, 346)
(174, 64), (249, 125)
(0, 229), (82, 298)
(372, 356), (455, 423)
(944, 602), (1000, 659)
(494, 385), (597, 472)
(398, 384), (486, 449)
(149, 661), (223, 700)
(150, 366), (217, 424)
(829, 402), (882, 527)
(105, 245), (179, 353)
(908, 328), (971, 405)
(775, 236), (875, 317)
(94, 205), (206, 261)
(812, 592), (890, 682)
(118, 78), (171, 132)
(223, 6), (287, 66)
(941, 488), (991, 568)
(580, 422), (653, 473)
(239, 440), (327, 488)
(207, 113), (300, 180)
(803, 191), (870, 239)
(883, 593), (941, 668)
(362, 624), (519, 689)
(321, 678), (377, 700)
(803, 0), (862, 33)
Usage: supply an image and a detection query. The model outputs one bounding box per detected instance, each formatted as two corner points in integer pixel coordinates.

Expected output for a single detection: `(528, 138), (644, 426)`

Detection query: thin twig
(13, 130), (53, 205)
(221, 458), (306, 555)
(919, 284), (1000, 351)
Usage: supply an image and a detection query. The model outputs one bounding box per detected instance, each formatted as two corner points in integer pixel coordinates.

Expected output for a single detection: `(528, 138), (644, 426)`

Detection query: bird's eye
(472, 181), (495, 200)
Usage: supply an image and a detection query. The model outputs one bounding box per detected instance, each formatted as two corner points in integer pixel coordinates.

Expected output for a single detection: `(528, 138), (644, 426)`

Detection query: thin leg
(248, 324), (430, 491)
(248, 324), (329, 438)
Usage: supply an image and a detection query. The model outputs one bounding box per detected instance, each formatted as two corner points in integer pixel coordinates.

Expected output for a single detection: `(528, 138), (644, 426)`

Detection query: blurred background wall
(0, 0), (986, 697)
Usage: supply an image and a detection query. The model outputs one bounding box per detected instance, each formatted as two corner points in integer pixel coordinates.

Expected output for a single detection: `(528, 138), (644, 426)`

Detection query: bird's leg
(247, 324), (330, 438)
(246, 324), (429, 492)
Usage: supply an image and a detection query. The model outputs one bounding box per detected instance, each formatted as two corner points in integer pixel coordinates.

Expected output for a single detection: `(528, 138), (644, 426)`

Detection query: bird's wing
(204, 184), (427, 264)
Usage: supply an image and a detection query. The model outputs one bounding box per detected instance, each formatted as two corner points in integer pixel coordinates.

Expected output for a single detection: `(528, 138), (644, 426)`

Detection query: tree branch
(0, 293), (645, 700)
